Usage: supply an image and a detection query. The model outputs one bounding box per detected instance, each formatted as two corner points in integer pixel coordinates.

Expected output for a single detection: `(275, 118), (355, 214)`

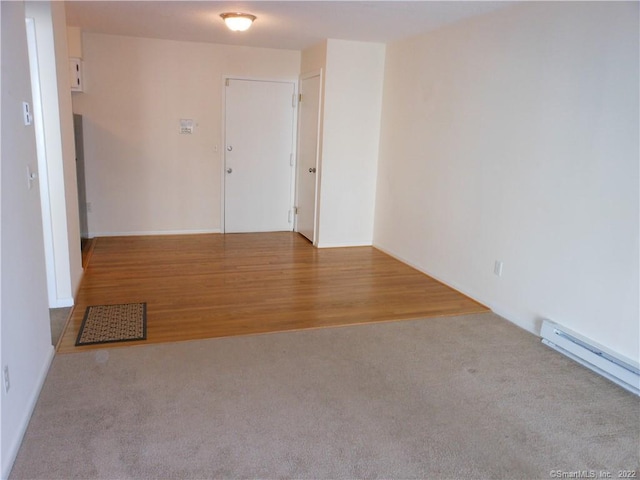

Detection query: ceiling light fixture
(220, 12), (256, 32)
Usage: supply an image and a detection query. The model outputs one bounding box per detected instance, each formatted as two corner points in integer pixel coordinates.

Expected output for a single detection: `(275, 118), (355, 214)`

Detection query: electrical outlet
(3, 365), (10, 393)
(23, 101), (32, 126)
(86, 202), (92, 213)
(494, 260), (504, 277)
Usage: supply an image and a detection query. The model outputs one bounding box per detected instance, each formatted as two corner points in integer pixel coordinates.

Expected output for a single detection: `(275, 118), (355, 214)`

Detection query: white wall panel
(374, 2), (639, 362)
(72, 34), (300, 236)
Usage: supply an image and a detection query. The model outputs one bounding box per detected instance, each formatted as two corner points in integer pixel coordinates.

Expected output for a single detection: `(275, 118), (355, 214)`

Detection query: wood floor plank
(57, 232), (489, 353)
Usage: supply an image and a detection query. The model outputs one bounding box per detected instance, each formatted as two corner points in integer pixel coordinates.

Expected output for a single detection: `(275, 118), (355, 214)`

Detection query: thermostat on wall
(179, 119), (194, 134)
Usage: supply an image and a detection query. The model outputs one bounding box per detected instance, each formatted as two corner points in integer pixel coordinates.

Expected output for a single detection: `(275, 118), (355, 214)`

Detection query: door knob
(226, 168), (233, 174)
(226, 146), (233, 152)
(308, 167), (317, 173)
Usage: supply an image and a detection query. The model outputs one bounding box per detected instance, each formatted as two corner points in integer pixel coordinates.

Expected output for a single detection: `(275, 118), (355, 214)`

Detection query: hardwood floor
(81, 237), (96, 269)
(57, 233), (489, 353)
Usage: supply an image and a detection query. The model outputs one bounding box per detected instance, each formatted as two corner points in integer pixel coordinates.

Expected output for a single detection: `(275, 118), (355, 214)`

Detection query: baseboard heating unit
(541, 319), (639, 396)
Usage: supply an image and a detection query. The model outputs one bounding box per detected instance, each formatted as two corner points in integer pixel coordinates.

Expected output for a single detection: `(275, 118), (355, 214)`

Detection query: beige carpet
(49, 307), (71, 347)
(10, 313), (640, 479)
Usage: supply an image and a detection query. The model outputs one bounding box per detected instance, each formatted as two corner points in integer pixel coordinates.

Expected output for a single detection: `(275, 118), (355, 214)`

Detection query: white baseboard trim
(90, 229), (222, 237)
(49, 297), (74, 309)
(316, 241), (373, 248)
(1, 345), (55, 480)
(484, 303), (539, 336)
(372, 243), (540, 337)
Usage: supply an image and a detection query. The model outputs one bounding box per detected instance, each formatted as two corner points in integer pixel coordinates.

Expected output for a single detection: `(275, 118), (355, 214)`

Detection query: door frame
(26, 17), (58, 306)
(294, 69), (323, 246)
(220, 75), (299, 234)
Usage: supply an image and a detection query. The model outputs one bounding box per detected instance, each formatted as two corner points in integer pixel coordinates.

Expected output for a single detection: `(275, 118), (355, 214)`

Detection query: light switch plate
(179, 119), (194, 134)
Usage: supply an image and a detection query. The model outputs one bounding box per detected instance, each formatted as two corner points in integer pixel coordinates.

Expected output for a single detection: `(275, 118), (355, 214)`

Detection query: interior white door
(224, 79), (295, 233)
(295, 73), (321, 242)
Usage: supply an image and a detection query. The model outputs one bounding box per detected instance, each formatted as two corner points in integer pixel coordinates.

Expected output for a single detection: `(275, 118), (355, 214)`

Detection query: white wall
(25, 0), (83, 307)
(66, 26), (82, 58)
(374, 2), (639, 362)
(316, 39), (385, 247)
(1, 1), (55, 476)
(71, 33), (300, 236)
(300, 41), (326, 74)
(53, 2), (83, 301)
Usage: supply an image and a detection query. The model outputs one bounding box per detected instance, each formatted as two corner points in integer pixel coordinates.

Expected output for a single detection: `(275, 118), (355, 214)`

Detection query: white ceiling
(65, 1), (517, 51)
